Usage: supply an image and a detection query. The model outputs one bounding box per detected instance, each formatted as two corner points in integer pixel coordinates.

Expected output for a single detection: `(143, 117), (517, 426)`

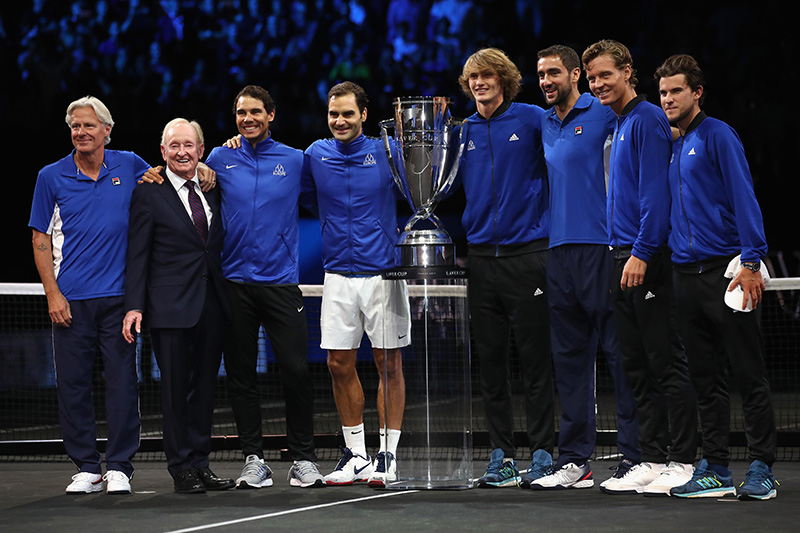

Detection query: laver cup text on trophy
(380, 97), (467, 268)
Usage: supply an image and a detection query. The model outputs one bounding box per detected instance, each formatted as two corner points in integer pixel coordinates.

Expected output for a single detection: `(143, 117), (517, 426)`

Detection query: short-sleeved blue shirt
(542, 93), (615, 248)
(28, 149), (150, 300)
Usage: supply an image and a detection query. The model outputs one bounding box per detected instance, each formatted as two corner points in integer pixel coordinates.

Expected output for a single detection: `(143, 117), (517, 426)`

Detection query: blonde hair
(458, 48), (522, 101)
(65, 96), (114, 145)
(582, 39), (638, 88)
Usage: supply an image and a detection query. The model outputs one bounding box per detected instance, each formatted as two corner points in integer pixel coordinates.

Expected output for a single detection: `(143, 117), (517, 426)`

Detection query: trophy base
(397, 229), (455, 267)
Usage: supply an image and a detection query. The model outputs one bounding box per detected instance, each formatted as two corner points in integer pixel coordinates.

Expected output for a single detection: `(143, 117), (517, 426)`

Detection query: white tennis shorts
(320, 272), (411, 350)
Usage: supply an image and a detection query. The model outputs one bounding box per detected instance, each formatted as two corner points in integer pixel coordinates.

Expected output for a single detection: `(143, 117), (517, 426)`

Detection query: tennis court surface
(1, 459), (796, 532)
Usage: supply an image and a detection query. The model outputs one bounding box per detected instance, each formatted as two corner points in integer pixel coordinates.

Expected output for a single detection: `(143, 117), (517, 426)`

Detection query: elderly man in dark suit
(123, 118), (233, 494)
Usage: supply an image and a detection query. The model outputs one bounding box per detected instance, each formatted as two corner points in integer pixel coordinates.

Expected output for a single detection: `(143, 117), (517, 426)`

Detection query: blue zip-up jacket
(668, 112), (767, 264)
(456, 101), (549, 255)
(607, 95), (672, 261)
(300, 133), (399, 274)
(543, 93), (615, 248)
(205, 135), (303, 284)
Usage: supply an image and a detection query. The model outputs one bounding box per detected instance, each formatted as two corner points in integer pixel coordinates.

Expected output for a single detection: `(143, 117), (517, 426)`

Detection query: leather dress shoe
(198, 467), (235, 491)
(174, 468), (205, 494)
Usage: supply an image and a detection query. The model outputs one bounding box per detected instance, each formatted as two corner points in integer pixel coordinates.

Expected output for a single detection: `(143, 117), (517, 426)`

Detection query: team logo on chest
(273, 164), (286, 176)
(467, 140), (476, 151)
(364, 153), (377, 165)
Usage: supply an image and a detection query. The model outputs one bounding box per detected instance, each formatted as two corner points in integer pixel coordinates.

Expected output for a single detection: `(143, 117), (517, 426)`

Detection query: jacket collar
(476, 99), (512, 120)
(333, 132), (367, 153)
(682, 110), (707, 136)
(619, 94), (648, 116)
(242, 133), (276, 156)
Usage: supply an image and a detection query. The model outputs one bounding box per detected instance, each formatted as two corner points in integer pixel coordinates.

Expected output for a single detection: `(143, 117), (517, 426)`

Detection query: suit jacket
(125, 169), (229, 328)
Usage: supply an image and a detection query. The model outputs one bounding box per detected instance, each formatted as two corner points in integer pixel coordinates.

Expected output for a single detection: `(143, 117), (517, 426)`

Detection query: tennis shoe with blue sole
(476, 449), (521, 488)
(670, 459), (736, 498)
(737, 460), (779, 501)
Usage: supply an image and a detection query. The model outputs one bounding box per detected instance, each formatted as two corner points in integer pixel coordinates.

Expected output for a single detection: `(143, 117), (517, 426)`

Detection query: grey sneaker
(288, 460), (325, 488)
(236, 454), (273, 489)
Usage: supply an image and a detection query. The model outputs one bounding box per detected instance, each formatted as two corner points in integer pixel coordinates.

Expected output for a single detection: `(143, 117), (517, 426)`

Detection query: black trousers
(611, 251), (697, 464)
(468, 251), (555, 460)
(673, 265), (776, 467)
(224, 282), (316, 462)
(151, 286), (224, 479)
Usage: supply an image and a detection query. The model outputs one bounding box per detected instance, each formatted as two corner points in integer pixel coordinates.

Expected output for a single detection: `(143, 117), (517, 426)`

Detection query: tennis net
(2, 278), (799, 462)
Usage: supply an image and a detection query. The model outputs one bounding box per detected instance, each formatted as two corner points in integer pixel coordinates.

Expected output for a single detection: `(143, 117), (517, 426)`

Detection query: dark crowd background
(0, 0), (796, 282)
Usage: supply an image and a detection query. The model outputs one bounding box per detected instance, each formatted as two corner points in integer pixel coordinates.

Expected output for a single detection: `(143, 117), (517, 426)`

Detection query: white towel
(723, 255), (770, 312)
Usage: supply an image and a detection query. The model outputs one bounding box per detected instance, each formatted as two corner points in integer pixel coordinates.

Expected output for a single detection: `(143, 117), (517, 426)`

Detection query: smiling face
(537, 55), (579, 109)
(69, 107), (110, 156)
(327, 93), (365, 145)
(235, 95), (275, 146)
(468, 70), (504, 112)
(659, 73), (702, 132)
(585, 54), (634, 115)
(161, 122), (204, 179)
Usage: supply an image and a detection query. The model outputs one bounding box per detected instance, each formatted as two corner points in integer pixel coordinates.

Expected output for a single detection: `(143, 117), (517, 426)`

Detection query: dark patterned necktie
(184, 180), (208, 245)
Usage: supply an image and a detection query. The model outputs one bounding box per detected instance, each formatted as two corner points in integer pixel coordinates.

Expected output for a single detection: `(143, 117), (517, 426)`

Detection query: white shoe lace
(242, 457), (270, 477)
(291, 460), (321, 480)
(662, 462), (692, 477)
(72, 472), (99, 482)
(103, 471), (129, 484)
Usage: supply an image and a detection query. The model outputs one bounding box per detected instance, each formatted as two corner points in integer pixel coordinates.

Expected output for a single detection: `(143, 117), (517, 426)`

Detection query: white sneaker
(324, 447), (373, 486)
(288, 460), (325, 488)
(103, 470), (131, 494)
(600, 462), (664, 495)
(530, 462), (594, 490)
(598, 458), (636, 491)
(367, 452), (397, 488)
(643, 461), (694, 497)
(236, 454), (274, 489)
(66, 472), (103, 494)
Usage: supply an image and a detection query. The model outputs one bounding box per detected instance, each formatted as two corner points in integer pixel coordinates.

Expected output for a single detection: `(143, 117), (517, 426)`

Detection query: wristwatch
(741, 261), (761, 273)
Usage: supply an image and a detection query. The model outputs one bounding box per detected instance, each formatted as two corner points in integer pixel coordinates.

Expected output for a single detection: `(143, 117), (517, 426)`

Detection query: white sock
(380, 428), (401, 456)
(343, 424), (367, 458)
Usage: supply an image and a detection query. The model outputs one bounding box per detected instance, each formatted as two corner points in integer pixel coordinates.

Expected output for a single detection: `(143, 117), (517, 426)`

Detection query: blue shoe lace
(333, 447), (354, 471)
(374, 452), (387, 473)
(740, 468), (779, 490)
(485, 458), (503, 475)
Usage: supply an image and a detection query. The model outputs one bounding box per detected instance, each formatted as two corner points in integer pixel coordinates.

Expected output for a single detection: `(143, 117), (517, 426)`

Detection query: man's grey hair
(160, 118), (205, 146)
(65, 96), (114, 145)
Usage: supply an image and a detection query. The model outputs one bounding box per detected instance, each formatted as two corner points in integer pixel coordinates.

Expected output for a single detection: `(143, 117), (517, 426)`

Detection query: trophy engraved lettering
(380, 96), (467, 268)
